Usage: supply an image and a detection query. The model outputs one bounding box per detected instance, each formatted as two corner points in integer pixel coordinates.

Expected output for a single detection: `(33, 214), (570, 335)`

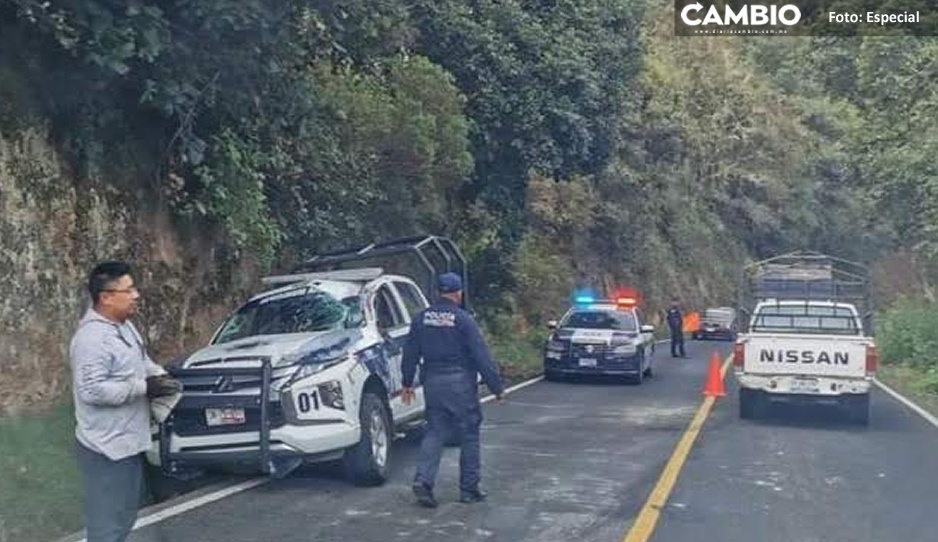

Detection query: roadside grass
(490, 329), (548, 386)
(0, 401), (83, 542)
(877, 364), (938, 420)
(874, 299), (938, 419)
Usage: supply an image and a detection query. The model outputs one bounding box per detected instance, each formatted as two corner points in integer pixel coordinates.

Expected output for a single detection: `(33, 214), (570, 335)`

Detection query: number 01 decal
(297, 390), (320, 413)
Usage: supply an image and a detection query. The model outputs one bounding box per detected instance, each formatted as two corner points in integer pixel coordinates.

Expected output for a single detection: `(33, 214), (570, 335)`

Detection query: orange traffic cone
(703, 351), (726, 398)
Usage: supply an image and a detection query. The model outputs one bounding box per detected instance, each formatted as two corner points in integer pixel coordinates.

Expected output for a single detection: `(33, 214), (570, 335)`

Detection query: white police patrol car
(543, 296), (657, 383)
(146, 267), (434, 488)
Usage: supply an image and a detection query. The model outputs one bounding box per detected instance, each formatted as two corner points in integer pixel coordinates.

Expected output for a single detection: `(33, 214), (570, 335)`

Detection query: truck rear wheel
(739, 388), (760, 420)
(344, 392), (392, 486)
(844, 393), (870, 426)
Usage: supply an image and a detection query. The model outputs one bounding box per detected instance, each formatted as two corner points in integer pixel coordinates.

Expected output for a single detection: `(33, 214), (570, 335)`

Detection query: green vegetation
(4, 1), (938, 539)
(7, 0), (935, 324)
(877, 299), (938, 397)
(876, 365), (938, 420)
(0, 403), (83, 542)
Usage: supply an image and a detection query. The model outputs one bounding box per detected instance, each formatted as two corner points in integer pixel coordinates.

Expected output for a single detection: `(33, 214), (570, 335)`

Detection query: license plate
(205, 408), (246, 426)
(790, 378), (819, 393)
(579, 358), (598, 367)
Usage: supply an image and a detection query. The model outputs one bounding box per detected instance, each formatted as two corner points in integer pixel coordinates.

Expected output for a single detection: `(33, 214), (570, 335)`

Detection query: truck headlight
(318, 381), (345, 410)
(275, 353), (349, 391)
(293, 357), (344, 379)
(611, 343), (637, 355)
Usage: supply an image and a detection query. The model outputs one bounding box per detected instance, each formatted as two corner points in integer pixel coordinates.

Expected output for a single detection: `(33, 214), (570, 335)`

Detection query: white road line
(74, 347), (672, 536)
(61, 373), (547, 541)
(69, 362), (931, 542)
(482, 374), (545, 403)
(874, 377), (938, 431)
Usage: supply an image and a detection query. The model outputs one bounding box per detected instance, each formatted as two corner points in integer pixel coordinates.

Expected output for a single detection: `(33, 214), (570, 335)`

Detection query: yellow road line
(622, 356), (732, 542)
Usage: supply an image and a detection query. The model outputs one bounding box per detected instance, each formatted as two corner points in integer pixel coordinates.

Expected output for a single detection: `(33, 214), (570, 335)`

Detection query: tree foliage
(2, 0), (935, 330)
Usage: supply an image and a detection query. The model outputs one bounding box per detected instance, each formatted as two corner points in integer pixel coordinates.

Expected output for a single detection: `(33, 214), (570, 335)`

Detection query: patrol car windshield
(213, 289), (364, 344)
(562, 310), (637, 331)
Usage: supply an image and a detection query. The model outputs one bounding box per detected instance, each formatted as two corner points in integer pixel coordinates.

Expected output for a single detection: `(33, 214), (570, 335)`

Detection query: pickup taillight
(866, 345), (878, 374)
(733, 342), (745, 368)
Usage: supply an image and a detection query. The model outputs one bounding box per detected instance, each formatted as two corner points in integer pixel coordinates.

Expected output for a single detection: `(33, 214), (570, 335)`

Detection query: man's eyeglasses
(103, 286), (139, 294)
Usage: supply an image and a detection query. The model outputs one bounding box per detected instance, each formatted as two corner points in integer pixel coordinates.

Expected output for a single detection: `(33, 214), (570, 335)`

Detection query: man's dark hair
(88, 261), (133, 304)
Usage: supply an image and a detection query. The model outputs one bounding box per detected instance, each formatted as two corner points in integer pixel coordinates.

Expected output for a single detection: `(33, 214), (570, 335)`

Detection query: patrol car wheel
(344, 392), (392, 486)
(631, 355), (645, 385)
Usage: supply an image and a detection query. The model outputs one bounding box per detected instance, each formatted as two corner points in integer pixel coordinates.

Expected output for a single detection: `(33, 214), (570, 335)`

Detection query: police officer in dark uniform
(667, 299), (686, 358)
(401, 272), (505, 508)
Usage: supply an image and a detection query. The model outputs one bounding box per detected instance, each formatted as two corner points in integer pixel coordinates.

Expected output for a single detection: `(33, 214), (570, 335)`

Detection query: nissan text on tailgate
(733, 300), (877, 425)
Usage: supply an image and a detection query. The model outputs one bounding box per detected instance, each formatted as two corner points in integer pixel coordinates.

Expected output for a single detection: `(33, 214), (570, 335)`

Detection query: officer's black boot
(412, 482), (438, 508)
(459, 488), (488, 503)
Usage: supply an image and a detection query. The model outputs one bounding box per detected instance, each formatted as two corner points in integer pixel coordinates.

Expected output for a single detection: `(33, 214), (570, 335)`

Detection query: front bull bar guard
(160, 357), (274, 476)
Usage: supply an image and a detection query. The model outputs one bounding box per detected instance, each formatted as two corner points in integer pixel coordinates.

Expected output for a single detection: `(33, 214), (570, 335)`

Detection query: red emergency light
(613, 287), (642, 308)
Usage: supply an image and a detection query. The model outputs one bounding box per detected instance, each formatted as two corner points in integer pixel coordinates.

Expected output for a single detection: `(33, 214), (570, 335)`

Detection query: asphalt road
(124, 339), (728, 542)
(101, 336), (938, 542)
(651, 368), (938, 542)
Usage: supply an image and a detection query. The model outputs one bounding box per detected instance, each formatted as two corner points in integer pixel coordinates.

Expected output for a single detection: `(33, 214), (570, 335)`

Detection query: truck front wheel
(144, 462), (203, 503)
(344, 392), (392, 486)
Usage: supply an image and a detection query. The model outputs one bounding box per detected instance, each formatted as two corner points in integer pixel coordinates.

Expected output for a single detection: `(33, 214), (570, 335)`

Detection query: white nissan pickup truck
(733, 300), (877, 425)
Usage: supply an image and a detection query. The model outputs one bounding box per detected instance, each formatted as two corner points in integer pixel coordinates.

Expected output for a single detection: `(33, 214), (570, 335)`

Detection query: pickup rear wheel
(739, 388), (760, 420)
(344, 392), (392, 486)
(845, 393), (871, 426)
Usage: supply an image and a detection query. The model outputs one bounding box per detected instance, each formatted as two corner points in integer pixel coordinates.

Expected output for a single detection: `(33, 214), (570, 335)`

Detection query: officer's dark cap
(438, 272), (463, 293)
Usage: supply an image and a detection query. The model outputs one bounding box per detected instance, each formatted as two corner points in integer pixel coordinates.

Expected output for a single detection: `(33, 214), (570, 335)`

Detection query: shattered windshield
(213, 289), (363, 344)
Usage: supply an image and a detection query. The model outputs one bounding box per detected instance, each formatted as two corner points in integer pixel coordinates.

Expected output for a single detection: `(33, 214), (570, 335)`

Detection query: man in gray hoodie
(69, 261), (180, 542)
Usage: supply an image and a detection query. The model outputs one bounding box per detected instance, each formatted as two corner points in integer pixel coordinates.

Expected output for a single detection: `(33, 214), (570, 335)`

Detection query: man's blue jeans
(75, 441), (143, 542)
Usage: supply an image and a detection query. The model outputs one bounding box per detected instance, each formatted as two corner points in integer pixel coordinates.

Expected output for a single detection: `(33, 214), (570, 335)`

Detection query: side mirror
(641, 324), (655, 333)
(547, 320), (558, 330)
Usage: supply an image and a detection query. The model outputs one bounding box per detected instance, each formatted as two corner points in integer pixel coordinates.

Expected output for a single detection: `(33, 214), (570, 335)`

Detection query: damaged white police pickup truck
(147, 236), (467, 489)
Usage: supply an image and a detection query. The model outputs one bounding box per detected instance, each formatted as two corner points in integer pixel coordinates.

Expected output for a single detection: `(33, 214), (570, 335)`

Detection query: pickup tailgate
(742, 334), (870, 378)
